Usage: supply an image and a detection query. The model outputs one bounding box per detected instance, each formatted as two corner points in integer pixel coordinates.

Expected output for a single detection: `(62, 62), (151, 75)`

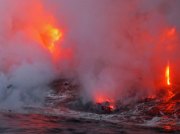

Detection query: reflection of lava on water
(46, 78), (180, 133)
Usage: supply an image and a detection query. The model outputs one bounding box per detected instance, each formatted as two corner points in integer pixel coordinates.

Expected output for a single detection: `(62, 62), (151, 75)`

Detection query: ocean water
(0, 106), (179, 134)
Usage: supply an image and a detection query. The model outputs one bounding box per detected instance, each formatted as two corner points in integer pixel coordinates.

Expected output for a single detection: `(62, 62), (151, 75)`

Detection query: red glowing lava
(40, 24), (63, 53)
(27, 2), (66, 63)
(13, 0), (65, 62)
(158, 27), (177, 101)
(39, 23), (64, 63)
(165, 63), (171, 86)
(95, 95), (116, 111)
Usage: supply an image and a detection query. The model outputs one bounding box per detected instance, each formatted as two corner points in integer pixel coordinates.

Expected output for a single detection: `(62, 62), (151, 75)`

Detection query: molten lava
(40, 24), (62, 53)
(165, 63), (171, 86)
(159, 27), (177, 101)
(95, 95), (116, 112)
(163, 62), (175, 101)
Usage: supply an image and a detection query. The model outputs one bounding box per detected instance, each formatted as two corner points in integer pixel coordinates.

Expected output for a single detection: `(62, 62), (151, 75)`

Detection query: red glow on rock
(95, 95), (116, 111)
(95, 96), (112, 104)
(109, 105), (115, 110)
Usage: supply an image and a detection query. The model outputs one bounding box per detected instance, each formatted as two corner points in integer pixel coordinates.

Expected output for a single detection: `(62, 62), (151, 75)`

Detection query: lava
(95, 95), (116, 112)
(40, 24), (63, 53)
(165, 63), (171, 86)
(159, 27), (177, 101)
(38, 23), (64, 63)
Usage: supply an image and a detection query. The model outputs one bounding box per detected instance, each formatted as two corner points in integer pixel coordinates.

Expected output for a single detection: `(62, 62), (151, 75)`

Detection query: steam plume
(0, 0), (179, 108)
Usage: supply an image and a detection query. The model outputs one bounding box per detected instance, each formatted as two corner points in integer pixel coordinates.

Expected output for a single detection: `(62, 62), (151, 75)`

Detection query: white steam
(0, 0), (58, 108)
(47, 0), (180, 103)
(0, 0), (179, 109)
(47, 0), (180, 102)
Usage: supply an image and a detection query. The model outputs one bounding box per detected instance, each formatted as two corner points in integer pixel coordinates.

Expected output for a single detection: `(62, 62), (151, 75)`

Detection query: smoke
(0, 0), (59, 109)
(0, 0), (179, 109)
(46, 0), (180, 103)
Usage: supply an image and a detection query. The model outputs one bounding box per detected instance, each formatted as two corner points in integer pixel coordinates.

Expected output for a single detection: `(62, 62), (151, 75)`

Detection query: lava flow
(165, 63), (171, 86)
(159, 27), (177, 101)
(163, 62), (175, 101)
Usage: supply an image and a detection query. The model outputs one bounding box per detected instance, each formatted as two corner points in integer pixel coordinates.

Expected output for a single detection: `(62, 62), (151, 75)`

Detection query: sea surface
(0, 106), (179, 134)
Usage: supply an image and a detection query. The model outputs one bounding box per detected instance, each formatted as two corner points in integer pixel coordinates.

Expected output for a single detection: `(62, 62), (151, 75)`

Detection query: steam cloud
(0, 0), (57, 108)
(50, 0), (180, 103)
(0, 0), (179, 108)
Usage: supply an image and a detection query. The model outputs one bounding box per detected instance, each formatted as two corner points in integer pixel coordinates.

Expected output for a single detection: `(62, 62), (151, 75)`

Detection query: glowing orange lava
(95, 95), (115, 111)
(15, 0), (65, 63)
(163, 62), (175, 101)
(165, 63), (171, 86)
(40, 24), (62, 53)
